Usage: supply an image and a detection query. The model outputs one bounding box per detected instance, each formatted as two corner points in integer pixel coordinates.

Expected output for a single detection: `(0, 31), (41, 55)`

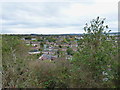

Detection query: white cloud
(3, 26), (84, 34)
(0, 0), (95, 3)
(94, 0), (119, 3)
(61, 2), (117, 17)
(1, 0), (118, 34)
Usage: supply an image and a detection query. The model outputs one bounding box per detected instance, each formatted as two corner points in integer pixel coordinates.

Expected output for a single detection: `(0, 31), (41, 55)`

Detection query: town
(20, 32), (119, 61)
(21, 34), (83, 61)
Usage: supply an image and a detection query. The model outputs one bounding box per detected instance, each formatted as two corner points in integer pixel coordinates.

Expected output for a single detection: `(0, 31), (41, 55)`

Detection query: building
(31, 38), (37, 41)
(39, 54), (57, 60)
(28, 49), (41, 54)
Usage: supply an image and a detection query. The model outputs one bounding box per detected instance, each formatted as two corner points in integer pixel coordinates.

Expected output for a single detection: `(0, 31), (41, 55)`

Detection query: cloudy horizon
(0, 0), (119, 34)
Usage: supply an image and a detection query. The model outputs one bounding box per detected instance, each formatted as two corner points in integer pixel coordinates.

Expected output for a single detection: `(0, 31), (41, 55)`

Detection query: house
(25, 41), (31, 46)
(39, 54), (57, 60)
(31, 41), (40, 48)
(31, 43), (39, 47)
(66, 55), (72, 60)
(61, 44), (70, 47)
(53, 47), (59, 51)
(44, 44), (47, 50)
(28, 49), (40, 54)
(61, 47), (67, 51)
(70, 44), (78, 47)
(75, 36), (83, 39)
(42, 50), (55, 55)
(31, 38), (37, 41)
(47, 46), (54, 51)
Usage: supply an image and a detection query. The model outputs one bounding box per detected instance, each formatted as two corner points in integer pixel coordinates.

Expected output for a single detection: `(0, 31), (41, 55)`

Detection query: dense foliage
(72, 17), (119, 87)
(2, 35), (30, 87)
(2, 17), (119, 88)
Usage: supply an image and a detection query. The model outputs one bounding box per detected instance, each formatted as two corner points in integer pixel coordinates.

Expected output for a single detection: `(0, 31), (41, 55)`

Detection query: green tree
(72, 17), (119, 87)
(40, 42), (44, 48)
(2, 35), (30, 88)
(59, 45), (62, 48)
(66, 48), (74, 55)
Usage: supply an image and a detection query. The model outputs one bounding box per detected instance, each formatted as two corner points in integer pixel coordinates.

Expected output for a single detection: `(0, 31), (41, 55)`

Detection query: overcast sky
(0, 0), (119, 34)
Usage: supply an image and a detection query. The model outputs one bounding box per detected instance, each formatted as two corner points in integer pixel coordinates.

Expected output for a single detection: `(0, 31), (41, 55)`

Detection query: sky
(0, 0), (119, 34)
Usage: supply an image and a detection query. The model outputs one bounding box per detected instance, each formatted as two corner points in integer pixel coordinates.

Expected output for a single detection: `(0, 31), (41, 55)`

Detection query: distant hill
(1, 32), (120, 36)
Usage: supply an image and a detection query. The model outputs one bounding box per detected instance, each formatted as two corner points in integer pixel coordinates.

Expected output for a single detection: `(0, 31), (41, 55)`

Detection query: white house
(31, 38), (37, 41)
(28, 50), (40, 54)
